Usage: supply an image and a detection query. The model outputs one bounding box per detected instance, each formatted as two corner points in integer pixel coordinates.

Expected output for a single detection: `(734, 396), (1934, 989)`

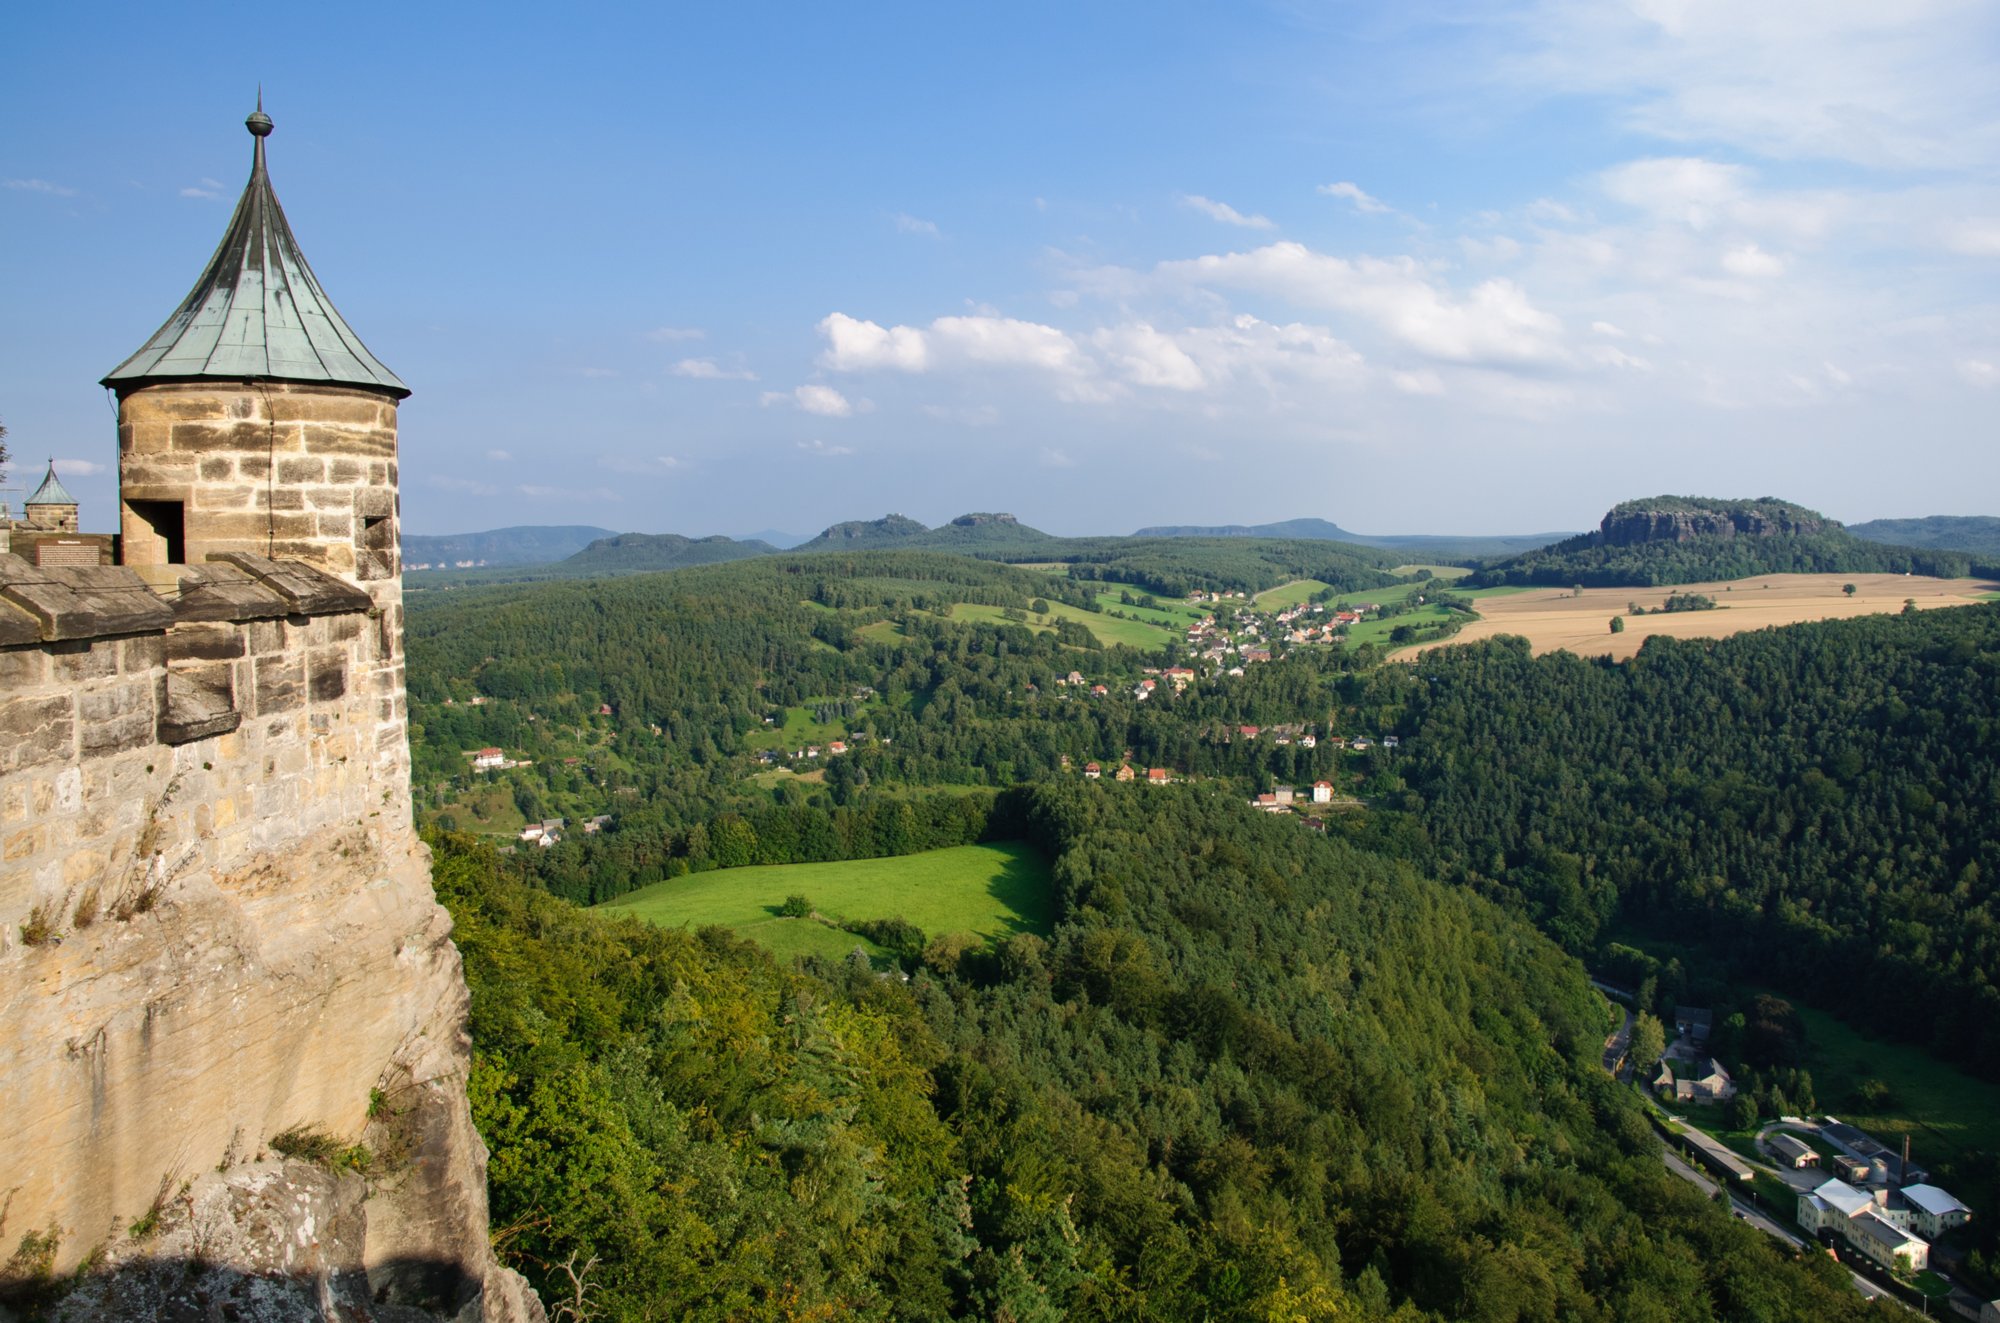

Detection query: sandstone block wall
(118, 382), (400, 582)
(0, 551), (536, 1319)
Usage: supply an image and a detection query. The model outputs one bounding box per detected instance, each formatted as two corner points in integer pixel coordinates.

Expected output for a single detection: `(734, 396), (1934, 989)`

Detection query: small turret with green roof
(25, 459), (79, 532)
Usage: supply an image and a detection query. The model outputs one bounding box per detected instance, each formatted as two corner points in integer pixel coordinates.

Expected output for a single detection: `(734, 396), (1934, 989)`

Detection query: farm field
(1341, 602), (1464, 647)
(597, 842), (1053, 965)
(949, 601), (1172, 650)
(1251, 579), (1335, 611)
(1083, 584), (1209, 627)
(1396, 573), (1998, 661)
(1389, 564), (1473, 580)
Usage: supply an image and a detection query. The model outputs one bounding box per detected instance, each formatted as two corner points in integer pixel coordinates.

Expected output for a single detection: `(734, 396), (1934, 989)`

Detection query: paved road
(1603, 1004), (1635, 1077)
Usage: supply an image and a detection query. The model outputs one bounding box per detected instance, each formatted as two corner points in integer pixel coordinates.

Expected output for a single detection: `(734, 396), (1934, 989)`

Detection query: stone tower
(102, 101), (409, 587)
(22, 461), (80, 533)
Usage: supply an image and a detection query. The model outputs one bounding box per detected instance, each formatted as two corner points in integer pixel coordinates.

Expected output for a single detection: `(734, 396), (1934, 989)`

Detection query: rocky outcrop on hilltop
(1598, 497), (1831, 547)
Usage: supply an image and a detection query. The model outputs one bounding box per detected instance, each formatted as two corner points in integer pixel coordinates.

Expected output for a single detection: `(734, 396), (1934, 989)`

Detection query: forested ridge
(1383, 606), (2000, 1076)
(1465, 496), (1992, 587)
(436, 784), (1882, 1321)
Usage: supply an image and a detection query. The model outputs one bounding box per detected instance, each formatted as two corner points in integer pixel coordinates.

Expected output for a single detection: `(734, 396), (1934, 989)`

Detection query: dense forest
(1849, 515), (2000, 557)
(1379, 606), (2000, 1078)
(436, 783), (1884, 1321)
(1464, 496), (1990, 587)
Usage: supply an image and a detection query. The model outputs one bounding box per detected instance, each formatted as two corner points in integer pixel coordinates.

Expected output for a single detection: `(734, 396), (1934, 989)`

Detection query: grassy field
(743, 700), (872, 752)
(1390, 564), (1473, 580)
(1398, 573), (1999, 661)
(948, 601), (1172, 650)
(1083, 585), (1209, 627)
(854, 619), (907, 644)
(598, 842), (1054, 966)
(1785, 997), (2000, 1198)
(1342, 602), (1466, 648)
(1251, 579), (1335, 611)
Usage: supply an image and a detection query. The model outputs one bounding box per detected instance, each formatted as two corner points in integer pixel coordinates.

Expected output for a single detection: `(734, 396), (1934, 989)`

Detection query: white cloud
(1721, 243), (1786, 277)
(819, 312), (931, 371)
(1591, 321), (1628, 338)
(797, 439), (854, 457)
(1318, 181), (1391, 215)
(1153, 242), (1567, 366)
(484, 449), (513, 463)
(645, 326), (706, 343)
(1180, 194), (1275, 230)
(1942, 221), (2000, 257)
(1038, 447), (1079, 468)
(5, 178), (76, 197)
(1957, 359), (2000, 387)
(893, 212), (941, 238)
(1391, 370), (1446, 396)
(52, 458), (106, 476)
(1600, 157), (1751, 230)
(1091, 324), (1206, 391)
(672, 357), (758, 380)
(761, 384), (858, 416)
(179, 178), (224, 200)
(820, 311), (1090, 377)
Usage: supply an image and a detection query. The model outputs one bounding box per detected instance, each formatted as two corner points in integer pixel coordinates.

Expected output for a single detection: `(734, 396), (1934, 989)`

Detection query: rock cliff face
(0, 556), (541, 1323)
(1597, 500), (1831, 547)
(948, 512), (1019, 528)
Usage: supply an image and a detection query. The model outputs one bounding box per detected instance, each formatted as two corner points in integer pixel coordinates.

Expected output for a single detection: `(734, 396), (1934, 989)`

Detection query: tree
(1629, 1011), (1666, 1072)
(1843, 582), (1857, 597)
(1609, 616), (1625, 634)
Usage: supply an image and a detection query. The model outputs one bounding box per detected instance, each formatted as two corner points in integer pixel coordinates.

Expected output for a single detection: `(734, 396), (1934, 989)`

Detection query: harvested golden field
(1400, 573), (1999, 661)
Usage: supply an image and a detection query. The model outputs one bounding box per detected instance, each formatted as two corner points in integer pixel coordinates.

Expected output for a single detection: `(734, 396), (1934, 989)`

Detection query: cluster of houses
(1796, 1167), (1971, 1275)
(1249, 781), (1339, 811)
(517, 814), (613, 848)
(1082, 762), (1173, 785)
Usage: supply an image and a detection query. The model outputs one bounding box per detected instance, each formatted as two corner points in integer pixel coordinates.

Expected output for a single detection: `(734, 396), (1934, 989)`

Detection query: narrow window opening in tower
(125, 499), (186, 565)
(357, 514), (394, 580)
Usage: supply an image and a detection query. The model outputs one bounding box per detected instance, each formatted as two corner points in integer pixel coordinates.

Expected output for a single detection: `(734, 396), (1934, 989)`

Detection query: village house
(582, 815), (613, 834)
(1652, 1057), (1735, 1103)
(1147, 768), (1171, 785)
(1300, 734), (1317, 749)
(1090, 683), (1109, 696)
(1312, 781), (1334, 804)
(1272, 785), (1295, 806)
(1083, 761), (1101, 779)
(1066, 670), (1085, 686)
(1673, 1006), (1714, 1045)
(828, 740), (847, 755)
(1250, 793), (1285, 813)
(1769, 1134), (1821, 1169)
(1114, 764), (1136, 782)
(471, 747), (506, 771)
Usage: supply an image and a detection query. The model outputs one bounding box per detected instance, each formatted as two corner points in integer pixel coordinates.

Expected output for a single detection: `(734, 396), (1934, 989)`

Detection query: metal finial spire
(247, 90), (274, 140)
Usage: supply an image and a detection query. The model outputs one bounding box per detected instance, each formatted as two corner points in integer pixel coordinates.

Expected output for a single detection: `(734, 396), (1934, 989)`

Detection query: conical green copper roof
(101, 104), (410, 399)
(26, 460), (77, 507)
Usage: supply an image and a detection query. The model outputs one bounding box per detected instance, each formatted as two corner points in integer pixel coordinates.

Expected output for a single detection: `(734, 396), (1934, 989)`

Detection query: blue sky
(6, 1), (1999, 539)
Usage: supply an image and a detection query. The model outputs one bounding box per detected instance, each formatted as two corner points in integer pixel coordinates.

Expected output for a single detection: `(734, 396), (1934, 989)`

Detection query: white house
(1797, 1178), (1931, 1274)
(1900, 1184), (1973, 1241)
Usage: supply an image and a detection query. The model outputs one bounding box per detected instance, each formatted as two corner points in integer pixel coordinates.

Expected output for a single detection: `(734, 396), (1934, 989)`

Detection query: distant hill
(560, 532), (776, 573)
(1132, 516), (1570, 560)
(793, 512), (1059, 554)
(1849, 515), (2000, 557)
(1465, 495), (1988, 587)
(405, 525), (617, 569)
(735, 528), (811, 550)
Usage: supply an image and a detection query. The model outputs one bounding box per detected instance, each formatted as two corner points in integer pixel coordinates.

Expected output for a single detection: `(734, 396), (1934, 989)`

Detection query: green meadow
(1251, 579), (1335, 611)
(948, 601), (1173, 650)
(597, 841), (1054, 966)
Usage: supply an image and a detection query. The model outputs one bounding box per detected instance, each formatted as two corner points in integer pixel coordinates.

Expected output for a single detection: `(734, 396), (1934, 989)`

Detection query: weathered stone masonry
(0, 106), (540, 1321)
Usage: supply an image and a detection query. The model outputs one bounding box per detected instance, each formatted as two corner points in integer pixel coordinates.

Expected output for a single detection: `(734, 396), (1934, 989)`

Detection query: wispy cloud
(762, 383), (858, 417)
(672, 357), (758, 381)
(797, 438), (854, 457)
(52, 458), (108, 476)
(646, 326), (706, 343)
(5, 178), (76, 198)
(1180, 194), (1275, 230)
(1038, 447), (1078, 468)
(1317, 181), (1391, 215)
(893, 212), (941, 238)
(179, 177), (224, 200)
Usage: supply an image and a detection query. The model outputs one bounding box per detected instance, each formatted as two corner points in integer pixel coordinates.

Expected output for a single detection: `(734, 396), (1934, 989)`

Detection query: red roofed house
(1312, 781), (1333, 804)
(1147, 768), (1170, 785)
(1084, 761), (1101, 778)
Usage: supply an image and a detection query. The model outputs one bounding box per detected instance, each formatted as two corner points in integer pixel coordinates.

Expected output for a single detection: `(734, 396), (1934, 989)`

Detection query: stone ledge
(0, 554), (175, 642)
(209, 554), (373, 617)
